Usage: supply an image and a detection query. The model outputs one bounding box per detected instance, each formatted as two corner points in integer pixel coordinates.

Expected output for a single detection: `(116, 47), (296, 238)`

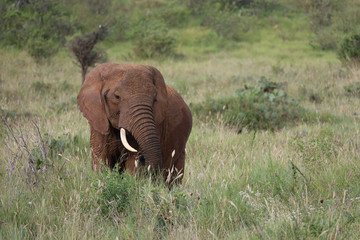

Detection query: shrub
(308, 3), (339, 50)
(131, 19), (176, 59)
(87, 0), (112, 15)
(153, 0), (190, 28)
(219, 0), (253, 9)
(251, 0), (281, 16)
(307, 1), (360, 51)
(196, 3), (254, 41)
(191, 76), (306, 132)
(202, 10), (246, 41)
(189, 0), (252, 12)
(0, 0), (75, 60)
(338, 34), (360, 64)
(96, 169), (137, 215)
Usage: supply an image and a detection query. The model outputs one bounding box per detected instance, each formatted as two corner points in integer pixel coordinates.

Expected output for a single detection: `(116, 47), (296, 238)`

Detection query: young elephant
(77, 63), (192, 183)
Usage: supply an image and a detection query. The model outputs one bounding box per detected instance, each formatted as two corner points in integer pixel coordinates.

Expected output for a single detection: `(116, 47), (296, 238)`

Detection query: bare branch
(2, 117), (39, 183)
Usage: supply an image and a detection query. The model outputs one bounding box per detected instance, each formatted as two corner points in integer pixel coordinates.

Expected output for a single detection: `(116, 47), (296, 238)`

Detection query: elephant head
(77, 63), (168, 171)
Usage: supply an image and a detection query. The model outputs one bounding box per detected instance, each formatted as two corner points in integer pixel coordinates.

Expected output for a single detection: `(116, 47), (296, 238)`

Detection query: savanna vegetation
(1, 0), (360, 239)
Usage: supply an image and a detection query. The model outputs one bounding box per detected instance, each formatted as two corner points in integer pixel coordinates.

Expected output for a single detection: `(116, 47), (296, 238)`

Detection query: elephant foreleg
(90, 127), (106, 172)
(173, 149), (185, 184)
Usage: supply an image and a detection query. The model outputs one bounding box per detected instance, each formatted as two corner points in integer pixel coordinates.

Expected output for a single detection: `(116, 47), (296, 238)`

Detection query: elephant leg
(90, 127), (106, 172)
(173, 149), (185, 184)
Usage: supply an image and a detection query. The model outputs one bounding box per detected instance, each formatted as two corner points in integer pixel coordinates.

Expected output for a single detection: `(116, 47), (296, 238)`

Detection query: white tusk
(172, 149), (175, 158)
(135, 159), (139, 168)
(120, 128), (137, 152)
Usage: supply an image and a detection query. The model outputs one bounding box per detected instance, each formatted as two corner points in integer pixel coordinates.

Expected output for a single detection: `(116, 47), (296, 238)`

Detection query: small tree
(68, 26), (107, 83)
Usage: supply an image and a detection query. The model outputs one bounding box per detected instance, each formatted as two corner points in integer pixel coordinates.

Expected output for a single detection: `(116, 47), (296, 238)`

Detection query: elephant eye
(114, 94), (120, 99)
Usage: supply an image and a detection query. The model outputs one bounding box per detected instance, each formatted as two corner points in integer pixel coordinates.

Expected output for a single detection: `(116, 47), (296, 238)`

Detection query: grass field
(1, 12), (360, 239)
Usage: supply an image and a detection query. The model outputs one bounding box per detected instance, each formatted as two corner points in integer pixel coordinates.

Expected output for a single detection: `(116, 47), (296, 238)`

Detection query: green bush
(308, 4), (339, 50)
(338, 34), (360, 64)
(0, 0), (75, 60)
(152, 0), (190, 28)
(131, 19), (176, 58)
(308, 1), (360, 51)
(203, 10), (246, 41)
(191, 76), (306, 131)
(196, 3), (254, 41)
(96, 169), (137, 214)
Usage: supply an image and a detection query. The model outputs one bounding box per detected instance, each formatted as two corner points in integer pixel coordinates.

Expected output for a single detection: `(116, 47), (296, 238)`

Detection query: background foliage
(0, 0), (75, 60)
(1, 0), (360, 61)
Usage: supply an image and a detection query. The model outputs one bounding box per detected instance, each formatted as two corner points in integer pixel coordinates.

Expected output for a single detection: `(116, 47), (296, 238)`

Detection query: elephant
(77, 63), (192, 183)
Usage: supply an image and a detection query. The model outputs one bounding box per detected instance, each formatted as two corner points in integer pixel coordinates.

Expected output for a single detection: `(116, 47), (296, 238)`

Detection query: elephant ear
(77, 65), (109, 135)
(148, 66), (168, 127)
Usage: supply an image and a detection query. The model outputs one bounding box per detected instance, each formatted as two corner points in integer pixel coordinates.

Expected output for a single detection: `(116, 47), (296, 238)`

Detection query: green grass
(1, 13), (360, 239)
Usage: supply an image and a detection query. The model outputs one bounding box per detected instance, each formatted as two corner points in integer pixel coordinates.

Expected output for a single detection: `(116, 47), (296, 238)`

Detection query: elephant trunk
(127, 101), (162, 171)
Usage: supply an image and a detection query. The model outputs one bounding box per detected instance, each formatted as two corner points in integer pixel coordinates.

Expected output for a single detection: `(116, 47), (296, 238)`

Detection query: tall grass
(1, 30), (360, 239)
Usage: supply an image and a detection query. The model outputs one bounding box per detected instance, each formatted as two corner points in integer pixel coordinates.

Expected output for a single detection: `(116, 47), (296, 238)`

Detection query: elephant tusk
(135, 159), (139, 168)
(120, 128), (138, 153)
(171, 150), (175, 158)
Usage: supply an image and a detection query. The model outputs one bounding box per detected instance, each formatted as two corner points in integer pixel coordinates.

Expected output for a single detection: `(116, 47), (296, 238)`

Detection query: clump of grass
(344, 82), (360, 97)
(31, 132), (87, 170)
(191, 76), (307, 132)
(0, 107), (33, 120)
(31, 81), (52, 93)
(82, 168), (199, 238)
(94, 169), (137, 215)
(291, 130), (340, 180)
